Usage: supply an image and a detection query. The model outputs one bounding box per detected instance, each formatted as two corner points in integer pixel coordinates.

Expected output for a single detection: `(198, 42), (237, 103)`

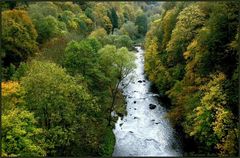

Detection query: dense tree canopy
(144, 1), (239, 156)
(1, 1), (238, 157)
(2, 9), (38, 67)
(135, 14), (148, 37)
(20, 60), (102, 156)
(1, 1), (145, 157)
(2, 108), (46, 157)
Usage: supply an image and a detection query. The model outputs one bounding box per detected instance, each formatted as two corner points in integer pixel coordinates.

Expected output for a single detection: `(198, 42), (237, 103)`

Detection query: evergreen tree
(108, 8), (119, 33)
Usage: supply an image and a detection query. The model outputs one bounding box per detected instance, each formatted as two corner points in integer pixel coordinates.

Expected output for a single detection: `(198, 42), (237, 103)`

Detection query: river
(112, 46), (182, 156)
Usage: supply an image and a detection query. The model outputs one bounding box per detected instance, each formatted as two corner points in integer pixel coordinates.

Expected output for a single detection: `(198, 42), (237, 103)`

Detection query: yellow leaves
(194, 106), (204, 116)
(2, 9), (38, 65)
(68, 20), (78, 30)
(2, 81), (20, 97)
(3, 9), (37, 40)
(216, 129), (238, 156)
(184, 40), (198, 60)
(89, 28), (107, 40)
(228, 32), (238, 50)
(213, 106), (234, 139)
(187, 71), (237, 155)
(199, 72), (227, 111)
(189, 131), (196, 137)
(103, 15), (113, 33)
(183, 51), (191, 60)
(103, 16), (112, 25)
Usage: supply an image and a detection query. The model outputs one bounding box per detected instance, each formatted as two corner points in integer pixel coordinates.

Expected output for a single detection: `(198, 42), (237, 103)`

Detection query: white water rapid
(113, 46), (182, 157)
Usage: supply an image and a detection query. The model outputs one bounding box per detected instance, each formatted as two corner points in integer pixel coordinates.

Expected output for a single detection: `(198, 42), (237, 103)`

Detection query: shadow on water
(147, 78), (200, 156)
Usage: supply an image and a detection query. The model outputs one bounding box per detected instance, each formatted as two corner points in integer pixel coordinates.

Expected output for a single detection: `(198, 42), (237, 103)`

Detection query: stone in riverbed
(138, 80), (143, 83)
(134, 117), (139, 119)
(134, 101), (136, 104)
(149, 104), (156, 109)
(120, 123), (123, 127)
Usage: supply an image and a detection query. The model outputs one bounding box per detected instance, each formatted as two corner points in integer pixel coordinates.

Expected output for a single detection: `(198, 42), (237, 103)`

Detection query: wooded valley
(1, 1), (239, 157)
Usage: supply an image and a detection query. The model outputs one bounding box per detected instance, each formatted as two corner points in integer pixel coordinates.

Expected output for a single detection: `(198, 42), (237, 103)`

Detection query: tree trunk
(107, 80), (121, 126)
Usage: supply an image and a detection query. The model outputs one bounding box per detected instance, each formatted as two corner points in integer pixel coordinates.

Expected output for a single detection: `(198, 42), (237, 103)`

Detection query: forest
(1, 1), (239, 157)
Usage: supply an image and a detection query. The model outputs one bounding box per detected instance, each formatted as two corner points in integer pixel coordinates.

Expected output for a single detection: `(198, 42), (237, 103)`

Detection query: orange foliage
(2, 81), (20, 97)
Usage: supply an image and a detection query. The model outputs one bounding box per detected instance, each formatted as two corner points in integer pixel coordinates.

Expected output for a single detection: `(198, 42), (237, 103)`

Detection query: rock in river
(149, 104), (157, 109)
(138, 80), (143, 83)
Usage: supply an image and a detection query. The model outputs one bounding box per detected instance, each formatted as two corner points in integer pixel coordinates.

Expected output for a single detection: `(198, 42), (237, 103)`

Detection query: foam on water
(113, 47), (182, 156)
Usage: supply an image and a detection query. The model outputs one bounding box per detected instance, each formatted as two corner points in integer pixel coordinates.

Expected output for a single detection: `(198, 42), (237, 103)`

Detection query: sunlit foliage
(2, 9), (38, 66)
(144, 1), (239, 156)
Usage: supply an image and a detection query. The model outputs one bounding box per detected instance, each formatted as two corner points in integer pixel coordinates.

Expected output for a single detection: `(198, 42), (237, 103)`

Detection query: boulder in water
(138, 80), (142, 83)
(133, 101), (136, 104)
(143, 80), (146, 82)
(149, 104), (156, 109)
(151, 119), (155, 122)
(134, 117), (139, 119)
(129, 131), (134, 133)
(120, 123), (123, 127)
(134, 108), (136, 110)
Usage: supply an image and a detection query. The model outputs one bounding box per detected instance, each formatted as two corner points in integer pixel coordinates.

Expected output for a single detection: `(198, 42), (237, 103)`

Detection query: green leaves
(144, 1), (238, 156)
(35, 15), (67, 43)
(185, 73), (237, 155)
(119, 21), (138, 40)
(2, 108), (46, 157)
(98, 45), (135, 83)
(20, 60), (100, 155)
(135, 14), (148, 37)
(108, 8), (119, 33)
(1, 1), (147, 157)
(64, 38), (103, 92)
(2, 9), (38, 66)
(166, 3), (206, 65)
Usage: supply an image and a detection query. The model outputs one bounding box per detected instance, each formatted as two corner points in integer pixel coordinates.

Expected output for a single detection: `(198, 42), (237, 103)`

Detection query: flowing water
(113, 46), (182, 156)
